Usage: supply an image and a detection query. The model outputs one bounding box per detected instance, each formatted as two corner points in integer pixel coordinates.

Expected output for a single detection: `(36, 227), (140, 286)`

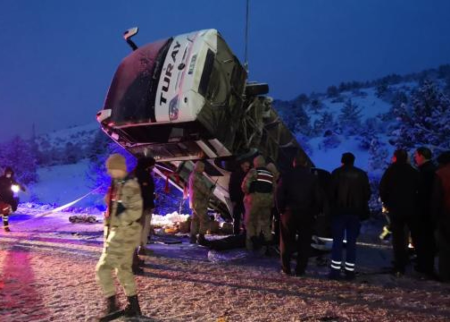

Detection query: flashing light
(11, 185), (20, 193)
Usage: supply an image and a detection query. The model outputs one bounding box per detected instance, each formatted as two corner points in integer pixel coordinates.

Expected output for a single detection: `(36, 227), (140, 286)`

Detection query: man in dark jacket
(132, 157), (156, 274)
(413, 147), (437, 277)
(228, 160), (250, 235)
(329, 153), (371, 280)
(432, 151), (450, 282)
(0, 167), (24, 232)
(380, 149), (419, 276)
(277, 154), (322, 276)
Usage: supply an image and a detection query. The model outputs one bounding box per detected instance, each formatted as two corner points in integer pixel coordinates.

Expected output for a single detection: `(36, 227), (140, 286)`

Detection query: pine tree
(368, 137), (389, 172)
(88, 130), (110, 162)
(320, 131), (341, 151)
(309, 98), (323, 114)
(279, 103), (311, 135)
(339, 99), (362, 136)
(0, 136), (38, 184)
(327, 85), (339, 98)
(392, 80), (450, 153)
(358, 118), (379, 150)
(294, 93), (310, 106)
(86, 140), (136, 194)
(339, 82), (350, 92)
(294, 103), (311, 135)
(376, 82), (389, 98)
(64, 142), (82, 164)
(313, 111), (334, 136)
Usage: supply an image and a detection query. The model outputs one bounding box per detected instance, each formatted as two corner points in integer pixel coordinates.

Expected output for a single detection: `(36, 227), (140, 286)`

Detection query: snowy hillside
(36, 122), (98, 151)
(21, 160), (105, 210)
(34, 122), (101, 166)
(274, 68), (450, 173)
(273, 87), (394, 172)
(2, 65), (449, 210)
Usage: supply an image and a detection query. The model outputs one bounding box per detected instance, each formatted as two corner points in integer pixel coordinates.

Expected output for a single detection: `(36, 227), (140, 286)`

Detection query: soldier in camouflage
(95, 154), (143, 320)
(188, 161), (211, 245)
(242, 155), (275, 252)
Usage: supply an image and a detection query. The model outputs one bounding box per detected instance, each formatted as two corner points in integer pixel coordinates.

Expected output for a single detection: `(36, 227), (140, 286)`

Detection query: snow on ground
(0, 207), (449, 321)
(22, 160), (105, 209)
(306, 87), (392, 125)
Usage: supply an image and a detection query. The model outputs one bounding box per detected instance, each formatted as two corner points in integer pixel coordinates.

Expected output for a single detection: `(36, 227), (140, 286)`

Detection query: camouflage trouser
(96, 222), (142, 298)
(244, 192), (273, 250)
(190, 205), (209, 236)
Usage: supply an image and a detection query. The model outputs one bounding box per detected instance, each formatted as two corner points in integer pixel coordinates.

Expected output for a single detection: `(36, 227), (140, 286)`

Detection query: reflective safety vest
(249, 168), (273, 193)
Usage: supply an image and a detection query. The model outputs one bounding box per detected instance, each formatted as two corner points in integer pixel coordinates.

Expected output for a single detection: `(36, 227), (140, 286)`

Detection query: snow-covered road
(0, 207), (449, 322)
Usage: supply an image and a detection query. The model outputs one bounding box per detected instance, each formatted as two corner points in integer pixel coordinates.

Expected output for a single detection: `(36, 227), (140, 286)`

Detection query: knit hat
(106, 154), (127, 172)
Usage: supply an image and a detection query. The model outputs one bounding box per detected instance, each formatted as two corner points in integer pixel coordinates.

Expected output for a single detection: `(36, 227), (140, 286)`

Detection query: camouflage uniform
(242, 156), (275, 251)
(189, 162), (210, 240)
(96, 177), (143, 298)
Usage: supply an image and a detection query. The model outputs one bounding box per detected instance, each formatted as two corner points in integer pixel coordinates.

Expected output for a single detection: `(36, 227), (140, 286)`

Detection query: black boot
(124, 295), (142, 317)
(132, 265), (144, 275)
(3, 217), (10, 232)
(98, 295), (123, 322)
(189, 235), (197, 244)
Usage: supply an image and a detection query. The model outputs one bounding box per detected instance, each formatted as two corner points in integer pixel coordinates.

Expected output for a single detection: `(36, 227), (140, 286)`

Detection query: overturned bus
(96, 28), (314, 219)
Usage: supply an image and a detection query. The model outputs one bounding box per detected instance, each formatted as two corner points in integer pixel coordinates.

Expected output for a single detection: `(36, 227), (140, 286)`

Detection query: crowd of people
(227, 152), (372, 281)
(225, 148), (450, 284)
(379, 148), (450, 281)
(1, 147), (449, 320)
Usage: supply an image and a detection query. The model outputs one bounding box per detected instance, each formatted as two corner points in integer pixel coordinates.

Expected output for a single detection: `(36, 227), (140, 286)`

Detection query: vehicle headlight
(169, 96), (179, 121)
(11, 185), (20, 193)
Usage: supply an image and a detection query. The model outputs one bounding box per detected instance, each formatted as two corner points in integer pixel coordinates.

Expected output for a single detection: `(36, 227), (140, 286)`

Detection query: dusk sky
(1, 0), (450, 140)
